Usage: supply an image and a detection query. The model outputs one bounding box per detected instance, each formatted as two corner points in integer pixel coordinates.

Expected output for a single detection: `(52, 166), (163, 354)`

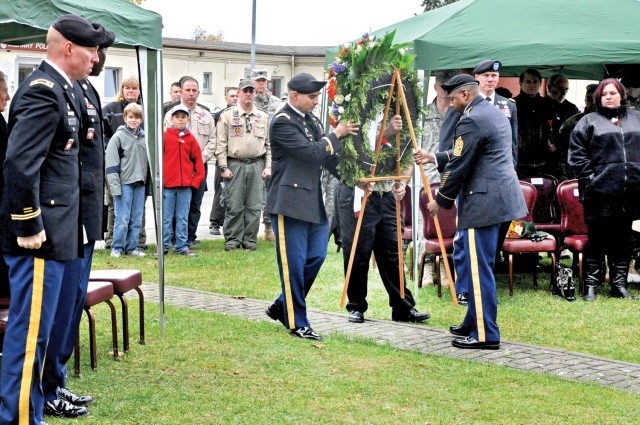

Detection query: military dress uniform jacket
(493, 94), (518, 167)
(0, 61), (83, 260)
(266, 103), (342, 224)
(434, 96), (527, 230)
(74, 79), (104, 241)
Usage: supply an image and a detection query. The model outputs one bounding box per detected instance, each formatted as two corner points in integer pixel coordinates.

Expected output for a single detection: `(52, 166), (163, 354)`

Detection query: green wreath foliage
(327, 30), (424, 187)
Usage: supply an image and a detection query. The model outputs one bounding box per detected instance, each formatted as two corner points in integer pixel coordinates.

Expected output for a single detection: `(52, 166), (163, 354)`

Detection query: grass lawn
(93, 238), (640, 364)
(55, 302), (640, 424)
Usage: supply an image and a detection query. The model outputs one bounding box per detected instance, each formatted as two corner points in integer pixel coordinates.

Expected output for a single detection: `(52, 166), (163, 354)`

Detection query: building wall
(0, 44), (326, 110)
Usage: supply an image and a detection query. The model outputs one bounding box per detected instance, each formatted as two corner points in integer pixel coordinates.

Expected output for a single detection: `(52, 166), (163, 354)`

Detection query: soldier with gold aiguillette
(414, 74), (526, 350)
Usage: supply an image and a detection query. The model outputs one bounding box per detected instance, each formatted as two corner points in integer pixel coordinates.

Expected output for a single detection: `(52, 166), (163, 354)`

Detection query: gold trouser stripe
(277, 215), (296, 329)
(19, 257), (45, 425)
(468, 229), (486, 342)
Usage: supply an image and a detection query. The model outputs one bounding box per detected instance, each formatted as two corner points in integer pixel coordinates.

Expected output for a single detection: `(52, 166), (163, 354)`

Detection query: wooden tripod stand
(339, 68), (458, 308)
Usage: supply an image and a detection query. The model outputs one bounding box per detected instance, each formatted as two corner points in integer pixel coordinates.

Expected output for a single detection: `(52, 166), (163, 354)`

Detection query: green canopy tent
(327, 0), (640, 79)
(0, 0), (169, 334)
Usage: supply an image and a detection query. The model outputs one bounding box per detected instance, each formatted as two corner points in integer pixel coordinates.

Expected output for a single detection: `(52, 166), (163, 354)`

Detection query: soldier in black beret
(41, 20), (115, 420)
(472, 59), (519, 297)
(473, 59), (502, 75)
(265, 73), (359, 340)
(414, 72), (526, 350)
(0, 14), (102, 424)
(287, 73), (327, 94)
(441, 74), (479, 93)
(52, 14), (105, 48)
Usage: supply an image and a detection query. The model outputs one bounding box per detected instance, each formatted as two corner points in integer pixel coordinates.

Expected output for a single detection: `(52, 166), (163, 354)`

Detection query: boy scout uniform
(215, 104), (271, 249)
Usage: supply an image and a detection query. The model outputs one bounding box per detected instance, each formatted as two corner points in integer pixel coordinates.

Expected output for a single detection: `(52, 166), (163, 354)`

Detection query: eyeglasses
(241, 87), (255, 93)
(245, 115), (252, 133)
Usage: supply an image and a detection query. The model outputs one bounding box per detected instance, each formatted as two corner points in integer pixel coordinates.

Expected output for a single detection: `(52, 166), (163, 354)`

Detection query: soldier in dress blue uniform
(264, 73), (360, 340)
(0, 14), (103, 425)
(41, 24), (115, 420)
(414, 74), (527, 350)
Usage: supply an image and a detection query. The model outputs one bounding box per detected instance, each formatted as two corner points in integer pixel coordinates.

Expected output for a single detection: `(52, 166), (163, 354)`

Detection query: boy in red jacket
(162, 105), (205, 256)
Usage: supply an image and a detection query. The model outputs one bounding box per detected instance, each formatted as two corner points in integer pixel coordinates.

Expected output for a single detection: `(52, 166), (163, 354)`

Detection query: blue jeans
(164, 187), (192, 253)
(113, 183), (145, 253)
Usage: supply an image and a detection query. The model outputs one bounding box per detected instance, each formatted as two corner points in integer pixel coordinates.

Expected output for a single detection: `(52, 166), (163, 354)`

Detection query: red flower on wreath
(330, 117), (337, 128)
(339, 47), (348, 56)
(328, 78), (337, 101)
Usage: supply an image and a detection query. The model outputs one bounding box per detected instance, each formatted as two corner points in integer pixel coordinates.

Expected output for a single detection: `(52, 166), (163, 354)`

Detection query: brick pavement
(138, 283), (640, 393)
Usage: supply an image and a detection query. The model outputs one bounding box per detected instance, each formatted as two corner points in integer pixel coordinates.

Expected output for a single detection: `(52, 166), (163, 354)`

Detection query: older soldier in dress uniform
(0, 14), (103, 425)
(215, 79), (271, 251)
(41, 25), (115, 420)
(415, 74), (527, 350)
(252, 68), (282, 242)
(264, 73), (359, 340)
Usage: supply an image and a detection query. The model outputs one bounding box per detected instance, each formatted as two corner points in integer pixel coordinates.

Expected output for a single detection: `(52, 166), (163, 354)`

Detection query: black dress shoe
(290, 327), (322, 340)
(265, 303), (285, 325)
(457, 292), (468, 305)
(449, 324), (471, 337)
(348, 310), (364, 323)
(59, 387), (94, 407)
(44, 399), (89, 418)
(392, 308), (431, 323)
(451, 336), (499, 350)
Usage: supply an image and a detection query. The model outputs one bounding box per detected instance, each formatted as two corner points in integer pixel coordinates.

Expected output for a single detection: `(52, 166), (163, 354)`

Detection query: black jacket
(0, 61), (83, 260)
(434, 96), (527, 230)
(266, 103), (341, 224)
(569, 105), (640, 202)
(74, 79), (105, 241)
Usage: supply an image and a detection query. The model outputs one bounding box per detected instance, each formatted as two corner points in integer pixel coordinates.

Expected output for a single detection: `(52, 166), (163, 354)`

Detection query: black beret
(287, 73), (326, 94)
(473, 60), (502, 75)
(92, 23), (115, 49)
(52, 14), (104, 47)
(441, 74), (479, 94)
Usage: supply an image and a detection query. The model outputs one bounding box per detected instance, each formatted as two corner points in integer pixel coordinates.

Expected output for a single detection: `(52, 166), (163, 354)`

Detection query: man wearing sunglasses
(215, 79), (271, 251)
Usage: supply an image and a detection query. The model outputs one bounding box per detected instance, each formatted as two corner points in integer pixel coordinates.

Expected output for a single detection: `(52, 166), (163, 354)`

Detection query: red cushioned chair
(89, 270), (144, 352)
(501, 181), (557, 296)
(417, 184), (457, 297)
(401, 185), (414, 279)
(0, 297), (10, 357)
(556, 179), (588, 293)
(521, 174), (562, 237)
(74, 281), (119, 376)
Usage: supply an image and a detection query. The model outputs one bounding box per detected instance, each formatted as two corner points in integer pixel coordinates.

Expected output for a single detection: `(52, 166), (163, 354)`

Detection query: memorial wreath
(326, 30), (423, 187)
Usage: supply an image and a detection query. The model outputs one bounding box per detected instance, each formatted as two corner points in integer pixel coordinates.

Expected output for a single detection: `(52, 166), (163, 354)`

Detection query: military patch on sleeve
(30, 78), (54, 88)
(453, 136), (464, 157)
(441, 171), (450, 187)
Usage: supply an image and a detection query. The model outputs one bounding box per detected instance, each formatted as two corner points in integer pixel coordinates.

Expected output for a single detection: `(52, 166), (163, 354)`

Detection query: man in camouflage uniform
(417, 71), (455, 285)
(252, 69), (281, 242)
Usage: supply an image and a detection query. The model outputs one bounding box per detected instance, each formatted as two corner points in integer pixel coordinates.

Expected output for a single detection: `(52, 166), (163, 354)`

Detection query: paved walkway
(137, 283), (640, 393)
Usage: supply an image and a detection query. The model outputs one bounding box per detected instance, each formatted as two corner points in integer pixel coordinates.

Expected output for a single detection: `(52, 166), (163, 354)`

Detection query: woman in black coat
(569, 78), (640, 301)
